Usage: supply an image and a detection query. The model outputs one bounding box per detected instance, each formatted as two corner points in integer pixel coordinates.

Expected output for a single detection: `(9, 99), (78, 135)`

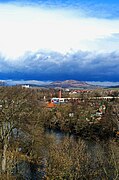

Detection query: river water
(1, 128), (118, 179)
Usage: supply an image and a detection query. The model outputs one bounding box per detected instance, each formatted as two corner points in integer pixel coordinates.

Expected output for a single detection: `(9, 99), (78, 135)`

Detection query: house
(22, 85), (30, 88)
(51, 98), (65, 104)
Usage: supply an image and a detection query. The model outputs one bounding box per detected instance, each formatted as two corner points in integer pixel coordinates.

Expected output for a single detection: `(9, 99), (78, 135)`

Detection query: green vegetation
(0, 86), (119, 179)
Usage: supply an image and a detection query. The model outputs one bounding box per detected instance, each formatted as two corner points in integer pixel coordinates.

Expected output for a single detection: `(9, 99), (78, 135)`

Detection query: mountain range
(0, 79), (99, 89)
(1, 79), (119, 89)
(46, 80), (97, 89)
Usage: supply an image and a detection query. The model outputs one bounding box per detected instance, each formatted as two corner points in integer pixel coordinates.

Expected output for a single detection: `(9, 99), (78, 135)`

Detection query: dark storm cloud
(0, 50), (119, 81)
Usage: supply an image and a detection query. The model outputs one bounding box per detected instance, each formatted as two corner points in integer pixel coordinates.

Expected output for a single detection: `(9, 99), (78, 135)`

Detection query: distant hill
(46, 80), (99, 89)
(0, 80), (101, 89)
(0, 81), (7, 86)
(107, 85), (119, 89)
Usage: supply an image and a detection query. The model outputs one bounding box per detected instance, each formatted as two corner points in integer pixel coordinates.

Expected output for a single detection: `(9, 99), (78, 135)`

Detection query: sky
(0, 0), (119, 83)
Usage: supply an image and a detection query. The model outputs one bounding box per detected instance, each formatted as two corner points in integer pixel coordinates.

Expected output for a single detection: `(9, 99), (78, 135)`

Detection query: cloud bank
(0, 50), (119, 82)
(0, 1), (119, 83)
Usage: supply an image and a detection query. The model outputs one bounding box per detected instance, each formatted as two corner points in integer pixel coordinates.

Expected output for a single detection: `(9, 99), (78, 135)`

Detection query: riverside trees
(44, 98), (119, 139)
(0, 86), (45, 178)
(0, 86), (119, 179)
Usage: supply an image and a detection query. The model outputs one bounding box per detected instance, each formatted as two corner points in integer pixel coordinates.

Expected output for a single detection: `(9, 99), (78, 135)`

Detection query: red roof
(47, 102), (56, 108)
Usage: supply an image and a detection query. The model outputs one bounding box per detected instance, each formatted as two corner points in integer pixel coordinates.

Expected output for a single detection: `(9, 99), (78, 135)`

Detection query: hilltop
(46, 80), (99, 89)
(0, 79), (101, 89)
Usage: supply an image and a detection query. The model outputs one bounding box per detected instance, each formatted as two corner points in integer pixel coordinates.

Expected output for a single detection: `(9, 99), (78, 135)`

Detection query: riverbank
(43, 101), (118, 140)
(0, 86), (119, 179)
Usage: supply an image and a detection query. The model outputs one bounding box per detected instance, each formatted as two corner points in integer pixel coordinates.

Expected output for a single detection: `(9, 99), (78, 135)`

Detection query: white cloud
(0, 4), (119, 59)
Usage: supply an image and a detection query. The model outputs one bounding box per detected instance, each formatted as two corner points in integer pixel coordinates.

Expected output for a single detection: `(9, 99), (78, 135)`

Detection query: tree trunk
(2, 143), (8, 172)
